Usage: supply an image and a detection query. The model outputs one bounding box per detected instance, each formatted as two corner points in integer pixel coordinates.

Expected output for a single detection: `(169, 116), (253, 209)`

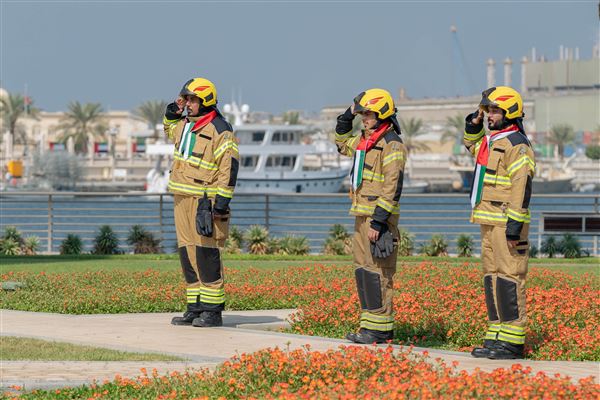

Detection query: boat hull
(236, 171), (348, 193)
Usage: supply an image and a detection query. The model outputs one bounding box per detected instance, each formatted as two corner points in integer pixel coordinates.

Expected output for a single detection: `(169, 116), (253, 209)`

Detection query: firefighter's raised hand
(165, 99), (184, 120)
(175, 96), (186, 114)
(470, 109), (484, 125)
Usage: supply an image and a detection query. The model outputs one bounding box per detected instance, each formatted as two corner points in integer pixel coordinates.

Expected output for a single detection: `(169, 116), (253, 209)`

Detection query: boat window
(265, 155), (296, 170)
(241, 156), (258, 169)
(272, 131), (297, 143)
(252, 131), (265, 142)
(234, 130), (265, 144)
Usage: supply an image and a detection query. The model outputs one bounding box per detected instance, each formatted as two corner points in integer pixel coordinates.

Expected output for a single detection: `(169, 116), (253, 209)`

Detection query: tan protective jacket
(335, 126), (406, 224)
(164, 112), (239, 211)
(463, 118), (535, 239)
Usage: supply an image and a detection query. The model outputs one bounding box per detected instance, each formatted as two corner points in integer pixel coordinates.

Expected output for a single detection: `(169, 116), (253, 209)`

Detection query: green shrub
(127, 225), (147, 245)
(279, 235), (310, 256)
(323, 224), (352, 255)
(420, 234), (448, 257)
(244, 225), (269, 255)
(1, 227), (26, 255)
(330, 224), (350, 241)
(3, 226), (23, 245)
(22, 236), (40, 255)
(585, 144), (600, 160)
(60, 234), (83, 255)
(559, 233), (583, 259)
(224, 226), (243, 254)
(126, 225), (161, 254)
(529, 244), (539, 258)
(266, 236), (281, 255)
(323, 237), (347, 255)
(456, 234), (474, 257)
(541, 236), (560, 258)
(93, 225), (120, 255)
(397, 229), (414, 257)
(0, 238), (21, 255)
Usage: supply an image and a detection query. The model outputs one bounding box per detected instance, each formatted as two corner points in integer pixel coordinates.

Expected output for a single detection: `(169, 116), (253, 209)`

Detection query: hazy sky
(1, 1), (598, 114)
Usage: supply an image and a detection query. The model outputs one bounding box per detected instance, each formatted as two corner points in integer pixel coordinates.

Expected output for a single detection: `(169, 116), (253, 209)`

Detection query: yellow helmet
(479, 86), (523, 119)
(353, 88), (396, 120)
(180, 78), (217, 107)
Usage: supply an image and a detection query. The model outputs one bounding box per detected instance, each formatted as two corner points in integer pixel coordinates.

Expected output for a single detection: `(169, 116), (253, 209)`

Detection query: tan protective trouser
(174, 194), (230, 311)
(352, 215), (399, 332)
(480, 224), (529, 328)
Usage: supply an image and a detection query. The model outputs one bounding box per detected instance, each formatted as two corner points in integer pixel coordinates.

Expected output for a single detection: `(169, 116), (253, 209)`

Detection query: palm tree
(400, 117), (430, 154)
(282, 111), (300, 125)
(134, 100), (167, 140)
(58, 102), (107, 154)
(0, 92), (40, 152)
(441, 114), (464, 144)
(548, 123), (575, 159)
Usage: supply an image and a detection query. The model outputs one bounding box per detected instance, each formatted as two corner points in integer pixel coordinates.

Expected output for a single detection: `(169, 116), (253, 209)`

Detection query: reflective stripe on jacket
(164, 113), (239, 210)
(335, 126), (406, 223)
(463, 117), (535, 238)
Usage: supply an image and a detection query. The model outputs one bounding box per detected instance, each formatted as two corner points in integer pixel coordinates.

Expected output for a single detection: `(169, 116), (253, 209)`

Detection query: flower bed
(2, 262), (598, 360)
(7, 346), (599, 399)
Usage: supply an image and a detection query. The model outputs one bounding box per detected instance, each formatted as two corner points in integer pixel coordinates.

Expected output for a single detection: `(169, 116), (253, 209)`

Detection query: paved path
(2, 309), (599, 393)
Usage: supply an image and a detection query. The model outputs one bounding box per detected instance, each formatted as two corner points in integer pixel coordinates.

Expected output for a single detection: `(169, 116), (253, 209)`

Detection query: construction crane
(450, 25), (476, 96)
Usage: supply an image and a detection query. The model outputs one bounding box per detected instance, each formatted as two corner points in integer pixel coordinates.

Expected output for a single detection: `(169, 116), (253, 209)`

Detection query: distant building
(321, 46), (600, 154)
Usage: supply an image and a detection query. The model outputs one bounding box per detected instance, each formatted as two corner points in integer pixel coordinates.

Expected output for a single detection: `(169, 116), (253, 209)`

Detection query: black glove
(335, 107), (355, 134)
(196, 194), (213, 237)
(165, 102), (182, 120)
(371, 230), (395, 259)
(465, 109), (482, 125)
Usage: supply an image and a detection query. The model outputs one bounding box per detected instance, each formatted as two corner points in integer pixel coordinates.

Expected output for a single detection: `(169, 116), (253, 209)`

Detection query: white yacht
(234, 124), (349, 193)
(144, 124), (349, 194)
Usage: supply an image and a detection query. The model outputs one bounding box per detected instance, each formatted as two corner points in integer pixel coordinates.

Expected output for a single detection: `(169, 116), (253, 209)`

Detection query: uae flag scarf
(178, 110), (217, 159)
(470, 124), (519, 208)
(350, 122), (390, 191)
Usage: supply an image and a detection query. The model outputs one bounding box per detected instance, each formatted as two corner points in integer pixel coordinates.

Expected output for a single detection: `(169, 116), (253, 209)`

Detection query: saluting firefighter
(335, 89), (406, 344)
(464, 86), (535, 359)
(164, 78), (239, 328)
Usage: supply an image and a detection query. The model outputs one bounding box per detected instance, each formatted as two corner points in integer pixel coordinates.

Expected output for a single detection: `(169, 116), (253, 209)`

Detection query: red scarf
(351, 122), (391, 190)
(192, 110), (217, 131)
(356, 122), (391, 151)
(470, 124), (519, 207)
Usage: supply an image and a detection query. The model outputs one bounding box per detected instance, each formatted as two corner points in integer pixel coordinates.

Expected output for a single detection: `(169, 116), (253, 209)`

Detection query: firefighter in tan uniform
(464, 86), (535, 359)
(335, 89), (406, 344)
(165, 78), (239, 328)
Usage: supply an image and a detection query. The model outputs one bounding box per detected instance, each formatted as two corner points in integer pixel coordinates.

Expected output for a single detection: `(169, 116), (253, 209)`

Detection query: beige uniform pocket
(214, 214), (230, 241)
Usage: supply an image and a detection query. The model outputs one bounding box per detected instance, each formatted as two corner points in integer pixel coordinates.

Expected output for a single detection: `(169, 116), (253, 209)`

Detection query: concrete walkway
(1, 309), (599, 392)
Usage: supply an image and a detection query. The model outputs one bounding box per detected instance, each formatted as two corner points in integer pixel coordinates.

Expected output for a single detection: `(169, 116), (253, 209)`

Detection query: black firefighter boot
(192, 311), (223, 327)
(346, 328), (393, 344)
(171, 303), (202, 326)
(171, 311), (201, 326)
(471, 339), (498, 358)
(487, 341), (524, 359)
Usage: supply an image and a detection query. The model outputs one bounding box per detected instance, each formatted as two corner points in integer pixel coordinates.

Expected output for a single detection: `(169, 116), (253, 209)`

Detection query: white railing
(1, 192), (598, 255)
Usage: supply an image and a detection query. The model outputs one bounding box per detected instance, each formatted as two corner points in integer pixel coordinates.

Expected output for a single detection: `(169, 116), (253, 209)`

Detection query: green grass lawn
(1, 336), (185, 361)
(1, 254), (597, 274)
